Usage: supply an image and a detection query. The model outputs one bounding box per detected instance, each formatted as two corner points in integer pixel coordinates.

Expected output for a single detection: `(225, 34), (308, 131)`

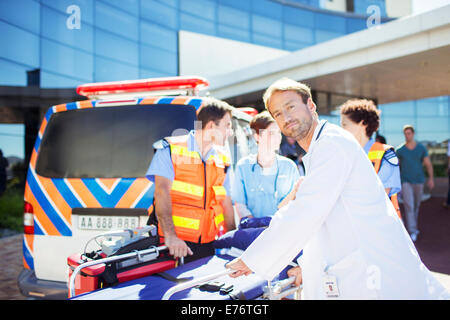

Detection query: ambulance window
(35, 104), (196, 178)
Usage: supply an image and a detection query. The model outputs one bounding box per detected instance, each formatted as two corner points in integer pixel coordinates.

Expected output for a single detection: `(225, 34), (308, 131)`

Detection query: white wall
(178, 30), (289, 79)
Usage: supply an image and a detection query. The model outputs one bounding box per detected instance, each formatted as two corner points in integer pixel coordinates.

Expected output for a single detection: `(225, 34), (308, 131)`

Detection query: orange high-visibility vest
(367, 141), (402, 219)
(159, 134), (230, 243)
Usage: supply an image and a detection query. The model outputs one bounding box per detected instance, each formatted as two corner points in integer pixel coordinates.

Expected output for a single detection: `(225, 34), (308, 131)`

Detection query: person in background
(396, 125), (434, 242)
(0, 149), (8, 197)
(232, 111), (300, 220)
(444, 140), (450, 209)
(376, 134), (387, 144)
(146, 98), (235, 262)
(280, 136), (301, 159)
(340, 99), (402, 219)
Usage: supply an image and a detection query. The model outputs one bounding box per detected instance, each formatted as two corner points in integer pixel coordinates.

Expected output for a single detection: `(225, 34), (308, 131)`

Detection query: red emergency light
(237, 107), (258, 117)
(76, 76), (209, 98)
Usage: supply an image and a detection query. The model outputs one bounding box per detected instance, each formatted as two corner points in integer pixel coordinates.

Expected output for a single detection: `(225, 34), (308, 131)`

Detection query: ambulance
(18, 76), (256, 299)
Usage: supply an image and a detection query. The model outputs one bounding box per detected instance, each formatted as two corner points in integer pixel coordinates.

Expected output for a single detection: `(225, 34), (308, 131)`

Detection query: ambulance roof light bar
(76, 76), (209, 99)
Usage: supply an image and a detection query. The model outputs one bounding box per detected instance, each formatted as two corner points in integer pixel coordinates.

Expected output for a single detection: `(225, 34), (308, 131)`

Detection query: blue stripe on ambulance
(27, 168), (72, 236)
(81, 178), (134, 208)
(51, 179), (83, 209)
(133, 184), (155, 209)
(23, 238), (34, 269)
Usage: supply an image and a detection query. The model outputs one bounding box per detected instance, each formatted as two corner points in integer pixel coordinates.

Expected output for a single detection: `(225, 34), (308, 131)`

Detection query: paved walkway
(0, 196), (449, 300)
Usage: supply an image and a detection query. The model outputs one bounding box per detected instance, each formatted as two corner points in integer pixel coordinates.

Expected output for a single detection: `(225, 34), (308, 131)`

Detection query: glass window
(180, 13), (216, 36)
(346, 17), (368, 34)
(383, 133), (404, 148)
(95, 29), (139, 66)
(283, 7), (314, 28)
(416, 97), (449, 117)
(180, 0), (215, 21)
(41, 0), (94, 25)
(314, 12), (346, 33)
(284, 24), (314, 44)
(41, 39), (93, 81)
(218, 5), (250, 30)
(379, 101), (415, 116)
(218, 0), (251, 11)
(218, 24), (250, 42)
(253, 33), (282, 49)
(417, 117), (449, 133)
(95, 1), (139, 41)
(140, 68), (170, 79)
(283, 41), (309, 51)
(99, 0), (139, 16)
(252, 14), (282, 38)
(0, 58), (28, 86)
(95, 56), (139, 82)
(251, 0), (282, 20)
(41, 7), (94, 53)
(140, 44), (177, 75)
(382, 117), (416, 134)
(41, 71), (85, 89)
(0, 0), (40, 34)
(315, 29), (344, 43)
(36, 104), (197, 178)
(0, 21), (39, 68)
(140, 21), (177, 53)
(140, 0), (178, 29)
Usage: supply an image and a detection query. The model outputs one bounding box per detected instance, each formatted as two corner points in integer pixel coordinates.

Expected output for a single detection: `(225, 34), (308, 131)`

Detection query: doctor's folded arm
(226, 78), (450, 300)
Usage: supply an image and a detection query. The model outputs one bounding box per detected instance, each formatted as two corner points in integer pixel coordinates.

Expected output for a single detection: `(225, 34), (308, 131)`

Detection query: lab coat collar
(304, 119), (327, 154)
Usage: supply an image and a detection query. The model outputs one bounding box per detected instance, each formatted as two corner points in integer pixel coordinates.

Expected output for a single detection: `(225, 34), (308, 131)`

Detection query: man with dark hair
(396, 125), (434, 242)
(146, 98), (235, 262)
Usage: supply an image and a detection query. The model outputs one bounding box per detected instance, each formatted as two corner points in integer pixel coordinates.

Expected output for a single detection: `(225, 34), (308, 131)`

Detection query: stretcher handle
(161, 268), (235, 300)
(69, 245), (167, 298)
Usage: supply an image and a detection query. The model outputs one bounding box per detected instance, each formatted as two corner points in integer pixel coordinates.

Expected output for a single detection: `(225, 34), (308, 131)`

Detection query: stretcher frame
(69, 246), (302, 300)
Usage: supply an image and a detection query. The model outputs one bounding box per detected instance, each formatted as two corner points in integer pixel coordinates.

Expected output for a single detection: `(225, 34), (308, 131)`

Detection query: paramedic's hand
(287, 266), (302, 287)
(226, 258), (252, 277)
(278, 177), (304, 209)
(165, 235), (193, 259)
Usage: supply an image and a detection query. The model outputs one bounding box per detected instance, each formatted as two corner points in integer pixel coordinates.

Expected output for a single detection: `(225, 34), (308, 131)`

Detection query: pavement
(0, 194), (449, 300)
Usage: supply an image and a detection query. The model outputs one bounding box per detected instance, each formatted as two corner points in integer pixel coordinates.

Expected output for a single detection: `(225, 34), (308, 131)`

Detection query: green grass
(0, 187), (24, 233)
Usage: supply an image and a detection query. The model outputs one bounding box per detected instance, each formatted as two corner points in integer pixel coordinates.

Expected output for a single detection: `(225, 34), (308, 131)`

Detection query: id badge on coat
(323, 274), (340, 298)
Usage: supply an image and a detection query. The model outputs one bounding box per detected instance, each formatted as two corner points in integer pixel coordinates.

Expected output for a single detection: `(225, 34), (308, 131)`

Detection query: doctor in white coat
(227, 78), (449, 300)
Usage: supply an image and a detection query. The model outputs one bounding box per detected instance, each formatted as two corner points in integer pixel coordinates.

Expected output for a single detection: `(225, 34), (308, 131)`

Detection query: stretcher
(70, 252), (301, 300)
(68, 220), (302, 300)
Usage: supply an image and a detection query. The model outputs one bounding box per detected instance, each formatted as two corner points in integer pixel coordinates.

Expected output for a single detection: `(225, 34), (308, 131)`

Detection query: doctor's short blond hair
(263, 77), (312, 110)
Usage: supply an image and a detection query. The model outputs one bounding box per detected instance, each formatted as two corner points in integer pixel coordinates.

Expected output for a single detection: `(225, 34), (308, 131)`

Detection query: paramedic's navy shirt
(145, 130), (231, 195)
(364, 138), (401, 197)
(232, 154), (300, 218)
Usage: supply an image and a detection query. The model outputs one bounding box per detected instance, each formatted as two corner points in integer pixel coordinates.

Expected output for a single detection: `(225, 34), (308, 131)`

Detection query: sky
(0, 0), (449, 160)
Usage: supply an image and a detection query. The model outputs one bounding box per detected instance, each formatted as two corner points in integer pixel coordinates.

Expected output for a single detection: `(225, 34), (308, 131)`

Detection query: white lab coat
(241, 120), (449, 300)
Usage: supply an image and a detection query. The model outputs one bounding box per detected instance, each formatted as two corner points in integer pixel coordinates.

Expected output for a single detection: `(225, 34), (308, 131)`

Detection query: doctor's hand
(287, 266), (303, 287)
(278, 177), (304, 209)
(164, 234), (193, 259)
(226, 258), (252, 277)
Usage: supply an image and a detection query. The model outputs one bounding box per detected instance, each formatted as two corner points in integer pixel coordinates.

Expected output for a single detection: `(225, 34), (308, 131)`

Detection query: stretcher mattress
(70, 254), (267, 300)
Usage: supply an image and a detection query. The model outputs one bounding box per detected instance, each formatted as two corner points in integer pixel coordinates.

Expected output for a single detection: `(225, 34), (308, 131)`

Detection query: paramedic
(340, 99), (402, 219)
(226, 77), (449, 299)
(146, 98), (235, 263)
(232, 111), (300, 219)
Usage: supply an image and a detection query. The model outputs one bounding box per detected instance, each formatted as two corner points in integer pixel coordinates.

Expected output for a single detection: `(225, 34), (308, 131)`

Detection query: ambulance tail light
(76, 76), (209, 99)
(24, 201), (34, 235)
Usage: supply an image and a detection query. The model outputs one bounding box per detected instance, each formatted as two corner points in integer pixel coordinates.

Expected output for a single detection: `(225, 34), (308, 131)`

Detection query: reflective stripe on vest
(171, 180), (204, 198)
(173, 215), (200, 230)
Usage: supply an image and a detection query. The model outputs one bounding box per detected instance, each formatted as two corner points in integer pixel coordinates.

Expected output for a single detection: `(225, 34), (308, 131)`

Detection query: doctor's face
(267, 90), (315, 141)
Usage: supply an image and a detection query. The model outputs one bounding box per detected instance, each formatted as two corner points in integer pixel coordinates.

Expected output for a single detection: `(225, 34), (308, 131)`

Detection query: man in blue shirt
(232, 111), (300, 219)
(146, 99), (235, 262)
(396, 125), (434, 242)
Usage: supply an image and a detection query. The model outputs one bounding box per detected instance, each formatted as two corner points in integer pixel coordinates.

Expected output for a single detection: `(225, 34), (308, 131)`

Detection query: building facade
(0, 0), (448, 157)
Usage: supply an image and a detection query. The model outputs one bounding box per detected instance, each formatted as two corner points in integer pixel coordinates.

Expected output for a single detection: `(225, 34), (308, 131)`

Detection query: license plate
(78, 215), (139, 230)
